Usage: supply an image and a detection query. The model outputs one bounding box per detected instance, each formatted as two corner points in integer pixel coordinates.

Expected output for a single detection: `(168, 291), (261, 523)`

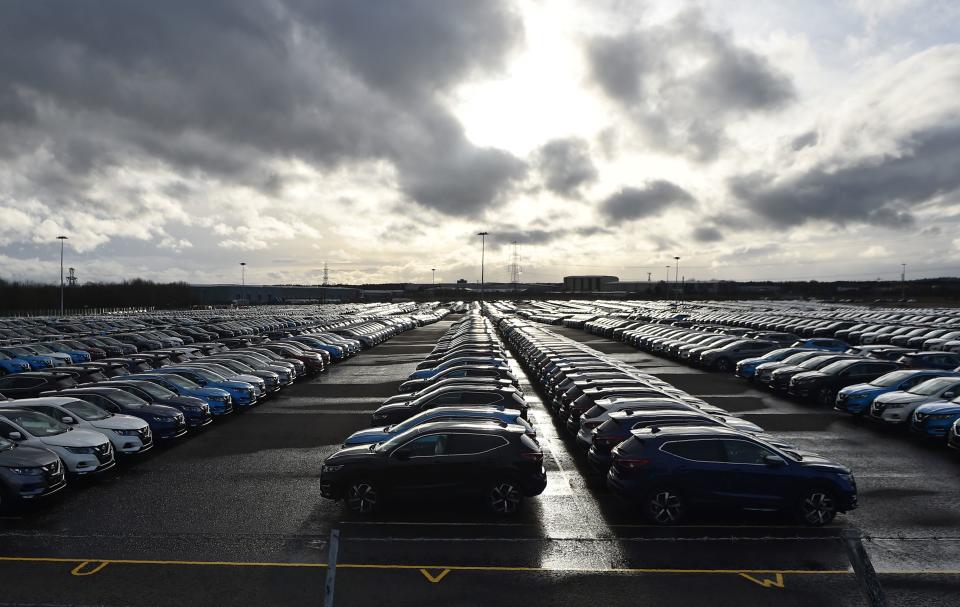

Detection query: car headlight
(211, 395), (229, 401)
(64, 446), (96, 454)
(321, 464), (343, 473)
(113, 429), (140, 436)
(5, 466), (43, 475)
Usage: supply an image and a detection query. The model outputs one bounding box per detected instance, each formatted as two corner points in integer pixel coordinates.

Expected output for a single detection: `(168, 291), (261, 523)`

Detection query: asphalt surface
(0, 317), (957, 606)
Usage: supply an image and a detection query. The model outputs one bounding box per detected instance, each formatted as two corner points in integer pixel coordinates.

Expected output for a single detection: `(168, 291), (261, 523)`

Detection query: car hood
(915, 401), (960, 415)
(39, 428), (109, 448)
(382, 394), (414, 405)
(839, 383), (883, 397)
(796, 455), (851, 475)
(342, 428), (392, 446)
(139, 403), (182, 417)
(723, 418), (764, 433)
(196, 387), (232, 398)
(738, 357), (768, 366)
(372, 403), (411, 416)
(790, 371), (826, 381)
(218, 380), (257, 390)
(756, 362), (790, 372)
(0, 444), (60, 467)
(89, 414), (149, 430)
(874, 392), (926, 405)
(325, 444), (379, 464)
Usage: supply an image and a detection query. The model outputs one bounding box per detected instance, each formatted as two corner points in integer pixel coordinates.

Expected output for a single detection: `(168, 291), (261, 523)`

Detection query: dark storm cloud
(692, 226), (724, 242)
(487, 226), (613, 248)
(0, 0), (526, 218)
(599, 181), (695, 221)
(586, 9), (794, 161)
(730, 125), (960, 229)
(790, 130), (819, 151)
(534, 138), (598, 198)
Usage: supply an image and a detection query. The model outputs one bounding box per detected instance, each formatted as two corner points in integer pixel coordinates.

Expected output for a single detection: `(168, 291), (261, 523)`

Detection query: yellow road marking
(71, 561), (110, 577)
(739, 572), (785, 588)
(419, 568), (450, 583)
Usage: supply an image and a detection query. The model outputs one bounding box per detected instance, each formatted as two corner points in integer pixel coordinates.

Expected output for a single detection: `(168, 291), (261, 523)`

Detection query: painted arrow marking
(419, 568), (451, 583)
(739, 572), (784, 588)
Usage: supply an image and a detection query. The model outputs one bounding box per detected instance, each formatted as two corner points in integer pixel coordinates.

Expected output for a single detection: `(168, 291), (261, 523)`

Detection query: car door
(718, 439), (791, 510)
(388, 433), (451, 495)
(443, 433), (510, 493)
(658, 439), (728, 505)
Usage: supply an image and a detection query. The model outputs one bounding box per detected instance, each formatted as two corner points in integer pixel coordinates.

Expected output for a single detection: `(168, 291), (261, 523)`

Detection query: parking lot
(1, 315), (957, 606)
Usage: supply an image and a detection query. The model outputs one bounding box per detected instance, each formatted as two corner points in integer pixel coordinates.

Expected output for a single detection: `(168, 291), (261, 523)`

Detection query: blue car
(0, 347), (59, 370)
(21, 344), (73, 366)
(735, 348), (817, 380)
(342, 406), (532, 446)
(835, 369), (958, 415)
(40, 342), (92, 363)
(406, 357), (509, 380)
(910, 398), (960, 439)
(791, 338), (849, 352)
(129, 373), (234, 416)
(0, 351), (31, 375)
(606, 425), (858, 525)
(152, 367), (258, 407)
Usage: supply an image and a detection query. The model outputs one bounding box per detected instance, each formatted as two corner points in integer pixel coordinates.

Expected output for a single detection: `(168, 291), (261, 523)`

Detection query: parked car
(99, 380), (213, 429)
(320, 420), (547, 514)
(7, 397), (152, 456)
(0, 372), (77, 399)
(343, 406), (533, 447)
(734, 348), (816, 381)
(697, 340), (779, 372)
(131, 373), (234, 415)
(0, 347), (59, 370)
(606, 426), (857, 525)
(910, 397), (960, 440)
(834, 370), (958, 415)
(0, 408), (115, 475)
(370, 386), (527, 426)
(789, 359), (901, 405)
(896, 351), (960, 370)
(869, 376), (960, 426)
(0, 433), (67, 507)
(42, 387), (188, 441)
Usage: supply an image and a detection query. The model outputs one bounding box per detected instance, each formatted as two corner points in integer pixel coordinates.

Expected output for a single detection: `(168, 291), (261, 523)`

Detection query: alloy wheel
(648, 489), (684, 524)
(800, 491), (836, 525)
(716, 358), (731, 372)
(489, 482), (522, 514)
(346, 482), (378, 514)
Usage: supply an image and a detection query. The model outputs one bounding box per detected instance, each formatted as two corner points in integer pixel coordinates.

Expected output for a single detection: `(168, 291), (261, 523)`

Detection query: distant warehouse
(563, 275), (618, 292)
(190, 284), (363, 305)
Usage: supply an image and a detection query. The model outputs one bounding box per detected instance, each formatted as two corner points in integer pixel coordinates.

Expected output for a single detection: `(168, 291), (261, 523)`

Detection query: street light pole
(57, 236), (68, 316)
(432, 268), (436, 287)
(240, 262), (246, 305)
(674, 256), (680, 303)
(901, 263), (907, 300)
(477, 232), (489, 302)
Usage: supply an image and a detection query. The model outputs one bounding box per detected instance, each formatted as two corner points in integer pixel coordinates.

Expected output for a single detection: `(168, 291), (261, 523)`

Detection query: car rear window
(618, 436), (646, 455)
(584, 404), (606, 418)
(597, 418), (621, 433)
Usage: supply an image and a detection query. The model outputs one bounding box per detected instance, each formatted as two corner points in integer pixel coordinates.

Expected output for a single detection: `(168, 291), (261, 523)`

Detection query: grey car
(0, 435), (66, 508)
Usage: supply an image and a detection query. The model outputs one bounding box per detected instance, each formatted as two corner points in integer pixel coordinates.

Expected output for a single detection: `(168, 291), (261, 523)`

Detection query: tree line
(0, 278), (199, 313)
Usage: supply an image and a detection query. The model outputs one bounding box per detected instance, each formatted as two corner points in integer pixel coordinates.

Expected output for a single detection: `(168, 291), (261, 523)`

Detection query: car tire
(645, 488), (685, 524)
(486, 480), (523, 515)
(345, 480), (379, 514)
(796, 488), (837, 526)
(715, 358), (732, 373)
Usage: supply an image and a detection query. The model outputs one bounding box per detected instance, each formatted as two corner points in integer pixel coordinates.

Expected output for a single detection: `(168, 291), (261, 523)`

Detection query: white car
(8, 397), (152, 455)
(0, 408), (115, 475)
(870, 376), (960, 425)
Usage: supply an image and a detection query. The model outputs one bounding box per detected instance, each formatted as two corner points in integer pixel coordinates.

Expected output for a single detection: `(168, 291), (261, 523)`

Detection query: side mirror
(763, 454), (786, 467)
(394, 449), (411, 461)
(944, 392), (955, 400)
(61, 416), (76, 424)
(7, 431), (23, 441)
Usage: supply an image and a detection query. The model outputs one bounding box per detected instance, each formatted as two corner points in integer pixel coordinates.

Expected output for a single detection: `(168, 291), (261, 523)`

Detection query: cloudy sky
(2, 0), (959, 286)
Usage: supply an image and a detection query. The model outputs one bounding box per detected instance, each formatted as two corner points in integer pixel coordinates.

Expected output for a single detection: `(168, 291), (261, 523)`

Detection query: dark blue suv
(606, 426), (857, 525)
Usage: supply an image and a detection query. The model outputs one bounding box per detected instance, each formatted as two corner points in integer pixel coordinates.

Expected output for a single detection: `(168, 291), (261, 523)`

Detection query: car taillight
(615, 457), (650, 470)
(592, 435), (620, 448)
(521, 451), (543, 463)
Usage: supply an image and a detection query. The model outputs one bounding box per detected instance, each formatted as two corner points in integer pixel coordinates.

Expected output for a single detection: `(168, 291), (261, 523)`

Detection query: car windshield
(5, 411), (70, 436)
(150, 374), (198, 389)
(197, 364), (235, 377)
(62, 399), (112, 421)
(6, 347), (34, 356)
(104, 390), (150, 407)
(870, 370), (917, 387)
(800, 356), (838, 369)
(0, 352), (9, 360)
(128, 382), (175, 399)
(184, 368), (225, 381)
(909, 377), (959, 395)
(782, 352), (819, 364)
(29, 344), (55, 353)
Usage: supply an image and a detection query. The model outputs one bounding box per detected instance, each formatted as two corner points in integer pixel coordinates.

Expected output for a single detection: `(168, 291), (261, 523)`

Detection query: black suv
(0, 372), (77, 399)
(789, 359), (901, 405)
(320, 420), (546, 514)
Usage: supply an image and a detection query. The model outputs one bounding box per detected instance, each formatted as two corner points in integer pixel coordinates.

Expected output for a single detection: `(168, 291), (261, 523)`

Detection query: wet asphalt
(0, 316), (957, 606)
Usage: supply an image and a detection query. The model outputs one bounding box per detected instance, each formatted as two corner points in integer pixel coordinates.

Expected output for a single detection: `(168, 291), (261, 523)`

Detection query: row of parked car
(0, 305), (450, 510)
(493, 307), (858, 525)
(320, 308), (547, 515)
(538, 301), (960, 451)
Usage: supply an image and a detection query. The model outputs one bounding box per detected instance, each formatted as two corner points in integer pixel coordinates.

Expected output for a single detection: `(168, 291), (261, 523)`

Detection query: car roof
(3, 396), (88, 406)
(408, 419), (524, 434)
(610, 408), (708, 420)
(631, 425), (748, 439)
(54, 386), (131, 394)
